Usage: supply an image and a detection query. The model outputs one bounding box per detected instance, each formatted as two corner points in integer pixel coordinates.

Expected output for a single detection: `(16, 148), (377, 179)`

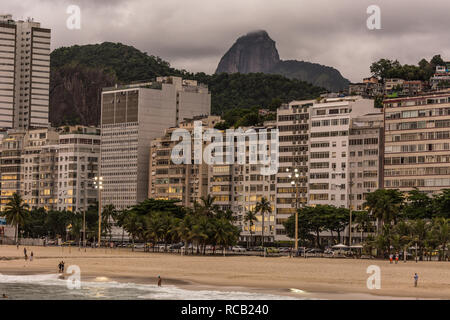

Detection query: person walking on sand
(23, 247), (27, 257)
(157, 275), (162, 287)
(389, 253), (393, 264)
(414, 273), (419, 287)
(395, 252), (399, 264)
(30, 251), (33, 262)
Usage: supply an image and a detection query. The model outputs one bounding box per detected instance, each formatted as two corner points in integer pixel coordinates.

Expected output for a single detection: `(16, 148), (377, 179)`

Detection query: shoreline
(1, 245), (448, 300)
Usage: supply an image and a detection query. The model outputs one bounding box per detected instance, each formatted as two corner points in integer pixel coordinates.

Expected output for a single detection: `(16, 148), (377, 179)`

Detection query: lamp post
(286, 167), (301, 253)
(93, 176), (103, 248)
(333, 170), (353, 246)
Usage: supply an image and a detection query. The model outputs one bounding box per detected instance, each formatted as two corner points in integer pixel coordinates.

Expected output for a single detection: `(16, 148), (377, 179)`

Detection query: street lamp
(286, 167), (301, 253)
(332, 171), (353, 246)
(93, 176), (103, 248)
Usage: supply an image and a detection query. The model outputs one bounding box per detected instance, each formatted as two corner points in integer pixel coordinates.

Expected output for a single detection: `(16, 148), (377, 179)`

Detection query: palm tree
(353, 211), (373, 242)
(177, 214), (194, 255)
(195, 195), (218, 218)
(255, 197), (272, 248)
(430, 217), (449, 261)
(102, 204), (117, 243)
(213, 218), (238, 256)
(363, 189), (403, 234)
(121, 212), (140, 251)
(244, 209), (257, 248)
(2, 193), (29, 244)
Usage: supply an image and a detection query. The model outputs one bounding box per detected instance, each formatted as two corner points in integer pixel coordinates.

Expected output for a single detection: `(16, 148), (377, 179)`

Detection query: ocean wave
(0, 273), (300, 300)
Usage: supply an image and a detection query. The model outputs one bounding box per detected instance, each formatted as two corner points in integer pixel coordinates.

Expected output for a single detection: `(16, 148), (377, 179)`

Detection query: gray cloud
(3, 0), (450, 82)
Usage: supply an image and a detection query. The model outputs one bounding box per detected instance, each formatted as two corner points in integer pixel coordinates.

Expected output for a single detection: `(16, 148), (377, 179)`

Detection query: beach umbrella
(350, 244), (363, 249)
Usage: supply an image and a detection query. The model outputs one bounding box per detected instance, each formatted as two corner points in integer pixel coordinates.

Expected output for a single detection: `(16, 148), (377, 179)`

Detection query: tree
(403, 189), (433, 220)
(2, 193), (29, 243)
(430, 217), (449, 261)
(370, 59), (401, 81)
(244, 210), (257, 248)
(353, 211), (374, 242)
(363, 189), (404, 233)
(255, 197), (272, 247)
(195, 195), (218, 218)
(325, 206), (349, 244)
(430, 55), (445, 68)
(102, 204), (117, 242)
(283, 208), (315, 247)
(431, 189), (450, 219)
(213, 218), (239, 256)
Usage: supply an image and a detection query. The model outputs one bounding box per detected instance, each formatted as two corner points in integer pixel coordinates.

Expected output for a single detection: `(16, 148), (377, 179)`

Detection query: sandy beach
(0, 245), (449, 299)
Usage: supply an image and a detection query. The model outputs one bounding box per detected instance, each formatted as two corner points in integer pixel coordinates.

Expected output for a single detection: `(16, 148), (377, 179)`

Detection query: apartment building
(384, 90), (450, 194)
(385, 78), (405, 93)
(348, 113), (384, 211)
(0, 15), (50, 130)
(100, 76), (210, 210)
(209, 123), (278, 243)
(0, 126), (100, 212)
(0, 130), (25, 210)
(149, 115), (220, 207)
(308, 97), (378, 209)
(21, 127), (58, 210)
(275, 100), (313, 240)
(57, 126), (100, 212)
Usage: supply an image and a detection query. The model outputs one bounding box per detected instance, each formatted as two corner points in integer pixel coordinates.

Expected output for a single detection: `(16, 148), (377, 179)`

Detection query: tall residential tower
(100, 76), (210, 210)
(0, 15), (50, 130)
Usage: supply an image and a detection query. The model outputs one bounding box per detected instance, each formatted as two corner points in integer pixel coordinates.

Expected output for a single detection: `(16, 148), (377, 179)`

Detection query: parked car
(231, 246), (246, 252)
(169, 243), (183, 250)
(278, 247), (291, 253)
(266, 247), (279, 254)
(134, 243), (145, 249)
(307, 248), (324, 254)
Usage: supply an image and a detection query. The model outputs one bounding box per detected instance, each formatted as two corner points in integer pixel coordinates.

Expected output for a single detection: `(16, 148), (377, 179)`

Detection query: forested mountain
(50, 42), (325, 126)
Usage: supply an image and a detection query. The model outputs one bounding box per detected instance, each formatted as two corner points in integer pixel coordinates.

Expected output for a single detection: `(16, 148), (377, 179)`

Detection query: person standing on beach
(414, 273), (419, 287)
(24, 247), (27, 257)
(157, 275), (162, 287)
(395, 253), (399, 264)
(389, 253), (393, 264)
(30, 252), (33, 262)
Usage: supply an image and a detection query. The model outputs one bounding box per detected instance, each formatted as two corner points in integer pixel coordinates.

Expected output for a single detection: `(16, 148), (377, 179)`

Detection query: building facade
(384, 90), (450, 194)
(0, 15), (50, 130)
(149, 115), (220, 207)
(0, 126), (100, 212)
(208, 123), (278, 243)
(100, 77), (210, 210)
(275, 101), (313, 240)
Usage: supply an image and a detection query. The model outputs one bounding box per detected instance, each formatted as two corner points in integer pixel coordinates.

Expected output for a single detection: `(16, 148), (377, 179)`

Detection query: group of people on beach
(58, 261), (65, 273)
(389, 253), (400, 264)
(389, 252), (420, 287)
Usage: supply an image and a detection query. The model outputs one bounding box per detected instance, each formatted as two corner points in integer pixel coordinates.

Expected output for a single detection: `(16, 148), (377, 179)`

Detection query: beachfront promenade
(0, 245), (449, 299)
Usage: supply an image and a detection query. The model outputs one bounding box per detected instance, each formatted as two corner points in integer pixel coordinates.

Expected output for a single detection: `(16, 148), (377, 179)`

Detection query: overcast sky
(4, 0), (450, 82)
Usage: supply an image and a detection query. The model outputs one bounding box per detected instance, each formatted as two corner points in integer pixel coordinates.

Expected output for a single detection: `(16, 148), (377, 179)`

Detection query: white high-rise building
(100, 76), (210, 210)
(308, 96), (376, 209)
(0, 15), (50, 130)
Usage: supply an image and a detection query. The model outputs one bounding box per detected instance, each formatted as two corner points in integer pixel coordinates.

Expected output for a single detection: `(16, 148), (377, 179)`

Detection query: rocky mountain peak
(216, 30), (280, 74)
